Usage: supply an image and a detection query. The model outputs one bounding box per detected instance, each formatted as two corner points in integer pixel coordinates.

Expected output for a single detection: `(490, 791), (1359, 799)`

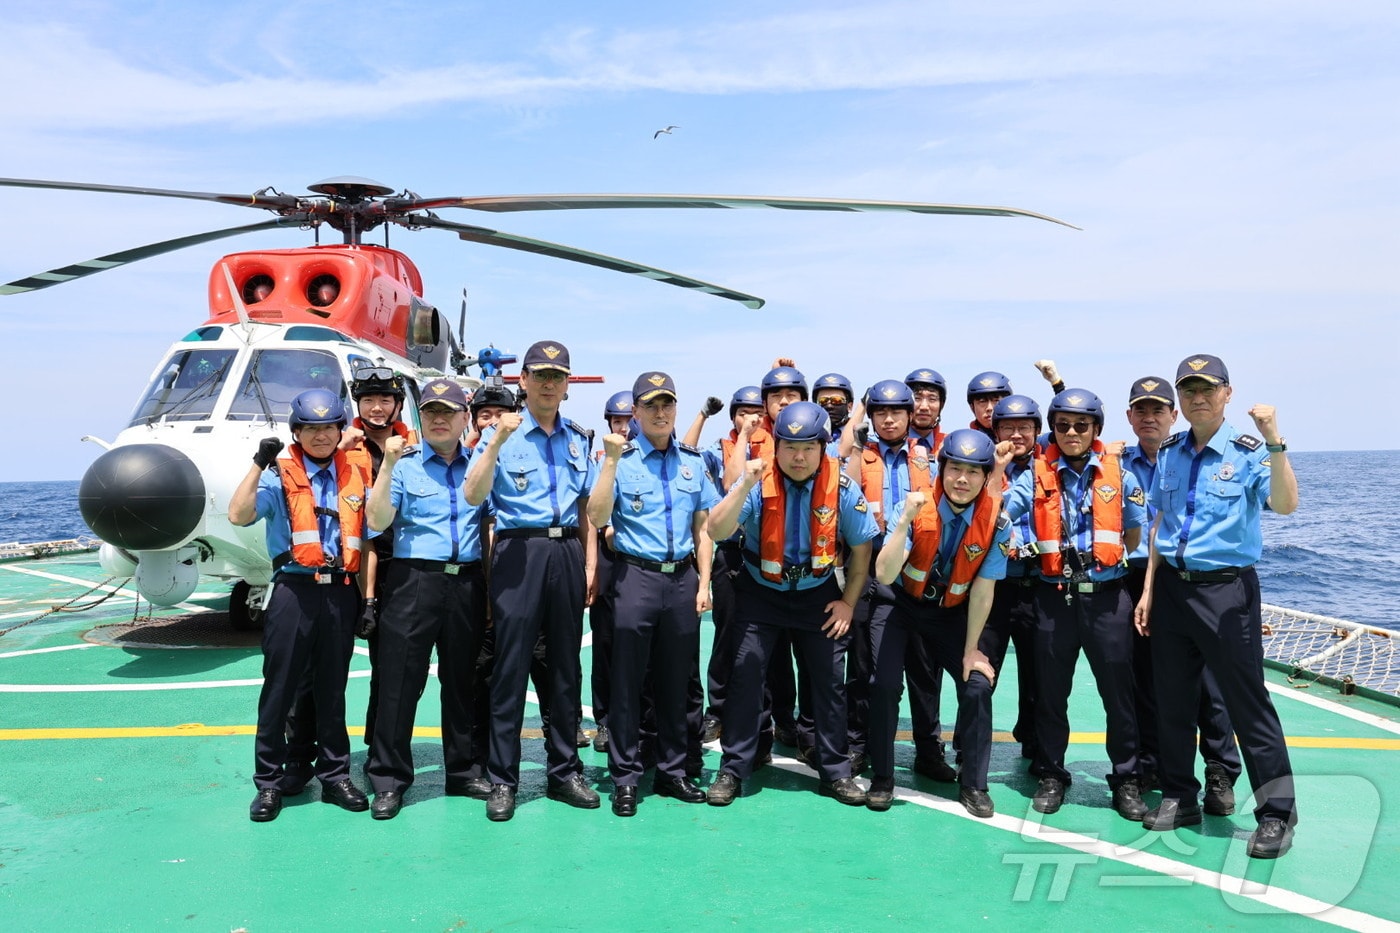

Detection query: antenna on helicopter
(448, 288), (470, 375)
(219, 262), (254, 338)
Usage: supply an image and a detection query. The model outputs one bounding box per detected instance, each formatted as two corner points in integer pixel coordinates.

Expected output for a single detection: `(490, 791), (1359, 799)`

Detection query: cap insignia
(1140, 380), (1160, 392)
(1187, 358), (1209, 372)
(648, 374), (666, 387)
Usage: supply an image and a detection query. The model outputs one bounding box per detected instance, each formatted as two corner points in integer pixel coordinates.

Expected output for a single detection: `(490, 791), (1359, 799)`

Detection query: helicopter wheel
(228, 580), (264, 630)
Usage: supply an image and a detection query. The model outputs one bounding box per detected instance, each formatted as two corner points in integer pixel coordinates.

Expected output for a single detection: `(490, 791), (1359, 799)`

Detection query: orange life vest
(858, 437), (935, 534)
(720, 421), (775, 487)
(900, 481), (1001, 605)
(1030, 441), (1125, 575)
(347, 419), (413, 480)
(277, 446), (368, 573)
(756, 455), (840, 582)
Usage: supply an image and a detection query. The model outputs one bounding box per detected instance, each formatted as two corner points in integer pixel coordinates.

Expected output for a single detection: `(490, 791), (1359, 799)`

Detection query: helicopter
(0, 175), (1074, 627)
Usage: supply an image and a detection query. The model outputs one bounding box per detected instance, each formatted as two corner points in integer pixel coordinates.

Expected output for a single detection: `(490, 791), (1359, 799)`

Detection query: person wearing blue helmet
(982, 394), (1047, 765)
(588, 390), (634, 755)
(813, 372), (854, 452)
(1135, 354), (1299, 859)
(228, 388), (371, 822)
(1121, 377), (1240, 815)
(905, 367), (949, 450)
(872, 428), (1013, 816)
(705, 401), (878, 809)
(1004, 388), (1148, 821)
(966, 371), (1013, 438)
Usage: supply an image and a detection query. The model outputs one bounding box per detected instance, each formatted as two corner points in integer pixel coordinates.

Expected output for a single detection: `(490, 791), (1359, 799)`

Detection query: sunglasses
(1052, 420), (1095, 434)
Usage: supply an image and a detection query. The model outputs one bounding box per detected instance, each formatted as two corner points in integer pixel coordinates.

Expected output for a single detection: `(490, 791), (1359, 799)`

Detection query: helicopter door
(226, 347), (347, 423)
(129, 348), (237, 426)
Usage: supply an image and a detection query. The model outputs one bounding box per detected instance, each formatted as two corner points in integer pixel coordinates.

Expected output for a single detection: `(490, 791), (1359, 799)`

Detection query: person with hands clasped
(703, 401), (877, 808)
(869, 430), (1013, 816)
(587, 372), (719, 817)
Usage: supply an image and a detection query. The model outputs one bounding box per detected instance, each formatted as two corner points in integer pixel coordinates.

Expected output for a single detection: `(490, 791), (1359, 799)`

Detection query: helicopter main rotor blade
(0, 177), (304, 211)
(0, 218), (308, 295)
(386, 193), (1079, 229)
(405, 214), (766, 309)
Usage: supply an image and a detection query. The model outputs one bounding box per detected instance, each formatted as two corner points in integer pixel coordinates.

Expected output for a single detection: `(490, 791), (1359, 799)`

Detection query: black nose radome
(79, 444), (206, 551)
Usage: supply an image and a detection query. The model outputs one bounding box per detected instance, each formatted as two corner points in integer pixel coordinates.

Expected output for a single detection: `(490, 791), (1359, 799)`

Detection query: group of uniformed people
(229, 343), (1298, 859)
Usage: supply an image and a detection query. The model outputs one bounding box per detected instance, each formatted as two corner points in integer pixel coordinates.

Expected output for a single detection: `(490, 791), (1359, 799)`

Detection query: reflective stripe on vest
(1030, 441), (1125, 575)
(758, 455), (840, 583)
(277, 446), (368, 573)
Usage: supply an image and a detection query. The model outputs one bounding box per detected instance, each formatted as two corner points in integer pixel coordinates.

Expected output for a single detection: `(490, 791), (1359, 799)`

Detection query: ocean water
(3, 451), (1397, 630)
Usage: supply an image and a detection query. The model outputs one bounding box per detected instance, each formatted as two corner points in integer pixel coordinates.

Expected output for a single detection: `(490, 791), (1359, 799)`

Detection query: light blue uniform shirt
(738, 471), (879, 592)
(253, 456), (341, 573)
(475, 408), (597, 531)
(387, 444), (486, 562)
(1122, 443), (1163, 566)
(1005, 450), (1146, 583)
(606, 435), (721, 562)
(1001, 456), (1038, 578)
(1150, 422), (1272, 570)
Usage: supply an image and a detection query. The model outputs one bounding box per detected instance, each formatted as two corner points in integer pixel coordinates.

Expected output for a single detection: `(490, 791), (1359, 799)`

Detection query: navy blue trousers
(1032, 581), (1141, 789)
(870, 590), (993, 788)
(1151, 568), (1295, 825)
(589, 533), (618, 727)
(719, 573), (851, 783)
(254, 575), (358, 791)
(607, 560), (700, 785)
(978, 574), (1040, 758)
(487, 535), (586, 788)
(366, 561), (486, 794)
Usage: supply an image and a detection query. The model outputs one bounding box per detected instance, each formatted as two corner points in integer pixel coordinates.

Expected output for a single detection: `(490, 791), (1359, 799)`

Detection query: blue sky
(2, 1), (1397, 482)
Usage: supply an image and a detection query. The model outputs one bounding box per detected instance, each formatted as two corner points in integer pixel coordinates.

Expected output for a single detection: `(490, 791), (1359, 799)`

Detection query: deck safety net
(1262, 603), (1400, 698)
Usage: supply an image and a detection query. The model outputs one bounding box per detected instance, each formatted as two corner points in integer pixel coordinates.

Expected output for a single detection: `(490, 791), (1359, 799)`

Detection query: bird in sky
(653, 125), (680, 139)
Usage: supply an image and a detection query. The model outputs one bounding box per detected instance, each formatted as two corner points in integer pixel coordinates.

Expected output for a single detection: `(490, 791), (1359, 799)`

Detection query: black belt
(1002, 574), (1040, 589)
(1040, 577), (1124, 594)
(1173, 566), (1247, 583)
(742, 550), (819, 584)
(616, 552), (695, 574)
(496, 526), (577, 540)
(275, 569), (354, 586)
(398, 557), (482, 576)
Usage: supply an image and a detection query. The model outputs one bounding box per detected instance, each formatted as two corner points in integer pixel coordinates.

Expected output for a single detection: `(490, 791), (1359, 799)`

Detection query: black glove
(253, 436), (284, 469)
(702, 396), (724, 417)
(356, 598), (378, 639)
(855, 425), (870, 447)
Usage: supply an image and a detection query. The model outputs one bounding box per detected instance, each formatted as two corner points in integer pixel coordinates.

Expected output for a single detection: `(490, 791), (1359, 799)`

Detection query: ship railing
(1262, 603), (1399, 700)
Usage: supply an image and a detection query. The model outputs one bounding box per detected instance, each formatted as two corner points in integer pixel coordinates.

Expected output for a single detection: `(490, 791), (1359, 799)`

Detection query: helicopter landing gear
(229, 580), (267, 631)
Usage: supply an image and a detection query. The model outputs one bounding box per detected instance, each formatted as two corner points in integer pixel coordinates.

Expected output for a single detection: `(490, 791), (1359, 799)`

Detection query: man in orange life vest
(1004, 388), (1149, 820)
(872, 429), (1013, 816)
(705, 401), (877, 807)
(228, 388), (371, 822)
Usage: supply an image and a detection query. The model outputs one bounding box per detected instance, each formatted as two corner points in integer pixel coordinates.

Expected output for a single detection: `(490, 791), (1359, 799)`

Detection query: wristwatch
(1265, 438), (1288, 453)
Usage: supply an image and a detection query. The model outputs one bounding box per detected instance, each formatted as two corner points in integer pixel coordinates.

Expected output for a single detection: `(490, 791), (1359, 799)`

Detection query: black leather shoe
(653, 774), (706, 803)
(1113, 780), (1149, 821)
(321, 778), (369, 812)
(1246, 818), (1294, 859)
(281, 762), (314, 796)
(1203, 763), (1237, 816)
(546, 773), (601, 809)
(866, 777), (894, 812)
(249, 788), (282, 822)
(486, 784), (516, 822)
(707, 772), (742, 806)
(701, 715), (722, 743)
(818, 776), (868, 807)
(913, 754), (958, 783)
(370, 791), (402, 820)
(960, 786), (996, 819)
(611, 785), (638, 817)
(774, 723), (799, 747)
(592, 725), (610, 753)
(575, 726), (591, 749)
(1032, 777), (1065, 814)
(795, 746), (818, 771)
(1143, 798), (1203, 830)
(445, 776), (492, 800)
(848, 750), (869, 775)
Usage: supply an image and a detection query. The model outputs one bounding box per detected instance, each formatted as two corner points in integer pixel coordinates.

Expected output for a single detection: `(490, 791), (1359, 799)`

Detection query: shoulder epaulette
(1232, 433), (1263, 451)
(564, 418), (592, 440)
(1159, 432), (1185, 449)
(677, 441), (701, 455)
(839, 474), (853, 488)
(620, 442), (637, 455)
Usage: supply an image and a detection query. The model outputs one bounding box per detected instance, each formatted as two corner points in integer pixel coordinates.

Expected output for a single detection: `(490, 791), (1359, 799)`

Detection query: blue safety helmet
(604, 390), (634, 419)
(1047, 388), (1105, 428)
(866, 379), (915, 410)
(937, 428), (997, 471)
(966, 371), (1013, 402)
(728, 385), (763, 419)
(904, 367), (948, 401)
(761, 366), (809, 401)
(773, 400), (831, 444)
(812, 372), (854, 403)
(288, 388), (347, 430)
(991, 394), (1043, 433)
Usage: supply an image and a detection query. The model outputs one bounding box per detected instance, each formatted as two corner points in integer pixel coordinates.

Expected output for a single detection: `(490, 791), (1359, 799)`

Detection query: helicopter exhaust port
(78, 444), (206, 552)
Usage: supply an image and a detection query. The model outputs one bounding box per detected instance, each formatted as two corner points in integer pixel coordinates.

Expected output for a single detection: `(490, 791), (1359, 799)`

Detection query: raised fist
(702, 396), (724, 417)
(602, 432), (627, 459)
(253, 436), (284, 469)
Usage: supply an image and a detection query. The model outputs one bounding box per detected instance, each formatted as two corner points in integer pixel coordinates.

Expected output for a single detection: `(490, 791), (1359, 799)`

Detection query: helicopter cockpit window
(226, 348), (346, 423)
(129, 348), (237, 426)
